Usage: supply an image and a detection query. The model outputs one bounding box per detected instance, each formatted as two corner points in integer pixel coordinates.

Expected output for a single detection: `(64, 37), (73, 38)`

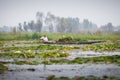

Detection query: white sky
(0, 0), (120, 27)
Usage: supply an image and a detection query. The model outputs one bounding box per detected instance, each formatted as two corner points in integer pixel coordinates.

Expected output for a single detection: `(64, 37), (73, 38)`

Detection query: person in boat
(40, 34), (48, 43)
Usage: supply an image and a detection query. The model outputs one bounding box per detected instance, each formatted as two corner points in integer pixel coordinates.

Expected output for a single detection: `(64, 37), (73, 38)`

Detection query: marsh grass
(0, 32), (120, 41)
(82, 41), (120, 51)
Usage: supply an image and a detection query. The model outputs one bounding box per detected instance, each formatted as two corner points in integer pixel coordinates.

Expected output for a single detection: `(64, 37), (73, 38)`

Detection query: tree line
(0, 12), (120, 33)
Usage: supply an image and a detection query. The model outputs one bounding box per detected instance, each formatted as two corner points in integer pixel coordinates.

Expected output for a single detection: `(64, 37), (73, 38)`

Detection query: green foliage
(47, 75), (55, 80)
(70, 55), (120, 64)
(0, 44), (76, 52)
(57, 77), (70, 80)
(32, 33), (39, 39)
(23, 50), (35, 58)
(0, 41), (5, 46)
(38, 51), (69, 58)
(47, 75), (120, 80)
(82, 42), (120, 51)
(57, 36), (74, 42)
(37, 44), (63, 50)
(47, 76), (71, 80)
(0, 63), (8, 74)
(25, 34), (31, 39)
(18, 60), (41, 65)
(0, 32), (120, 41)
(2, 55), (120, 65)
(49, 55), (120, 64)
(0, 51), (69, 59)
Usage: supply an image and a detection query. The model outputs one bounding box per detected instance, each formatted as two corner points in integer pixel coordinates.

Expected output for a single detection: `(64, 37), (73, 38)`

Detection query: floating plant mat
(0, 55), (120, 65)
(0, 51), (69, 59)
(0, 44), (79, 51)
(82, 42), (120, 51)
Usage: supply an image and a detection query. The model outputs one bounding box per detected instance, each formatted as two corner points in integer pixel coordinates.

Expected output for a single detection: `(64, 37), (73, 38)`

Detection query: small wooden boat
(43, 40), (105, 44)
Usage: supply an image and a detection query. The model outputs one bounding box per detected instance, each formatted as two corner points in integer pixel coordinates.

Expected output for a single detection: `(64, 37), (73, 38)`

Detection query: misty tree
(81, 19), (98, 33)
(45, 12), (56, 32)
(12, 12), (119, 34)
(116, 26), (120, 31)
(28, 20), (35, 32)
(56, 17), (66, 33)
(2, 12), (118, 33)
(107, 23), (114, 32)
(100, 22), (114, 33)
(82, 19), (89, 32)
(36, 12), (44, 21)
(1, 26), (12, 32)
(35, 20), (42, 32)
(66, 18), (80, 33)
(65, 18), (72, 33)
(91, 23), (98, 31)
(13, 12), (99, 33)
(73, 18), (80, 33)
(49, 24), (53, 32)
(12, 27), (17, 34)
(18, 23), (23, 32)
(36, 12), (43, 32)
(23, 21), (28, 31)
(56, 17), (80, 33)
(87, 22), (98, 32)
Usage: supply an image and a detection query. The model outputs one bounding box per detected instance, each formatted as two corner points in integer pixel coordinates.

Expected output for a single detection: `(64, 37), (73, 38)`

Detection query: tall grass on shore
(0, 32), (120, 41)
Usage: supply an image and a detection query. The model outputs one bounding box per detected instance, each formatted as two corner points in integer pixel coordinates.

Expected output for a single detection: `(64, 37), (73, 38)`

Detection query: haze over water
(0, 0), (120, 27)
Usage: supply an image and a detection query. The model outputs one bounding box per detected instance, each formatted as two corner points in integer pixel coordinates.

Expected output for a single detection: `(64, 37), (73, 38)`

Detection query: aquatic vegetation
(38, 51), (69, 58)
(7, 60), (38, 65)
(0, 50), (69, 59)
(0, 63), (8, 74)
(49, 55), (120, 64)
(14, 50), (22, 53)
(70, 55), (120, 64)
(37, 44), (64, 50)
(47, 75), (55, 80)
(47, 75), (120, 80)
(3, 55), (119, 65)
(0, 41), (5, 46)
(57, 36), (74, 43)
(0, 44), (78, 52)
(82, 42), (120, 51)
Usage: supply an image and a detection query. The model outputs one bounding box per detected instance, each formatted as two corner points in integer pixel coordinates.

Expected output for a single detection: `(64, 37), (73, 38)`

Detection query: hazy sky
(0, 0), (120, 27)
